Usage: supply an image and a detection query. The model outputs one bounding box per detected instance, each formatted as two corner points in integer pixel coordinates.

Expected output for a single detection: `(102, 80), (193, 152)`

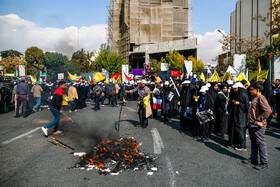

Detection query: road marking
(166, 157), (176, 187)
(151, 128), (164, 154)
(124, 106), (137, 112)
(1, 127), (41, 145)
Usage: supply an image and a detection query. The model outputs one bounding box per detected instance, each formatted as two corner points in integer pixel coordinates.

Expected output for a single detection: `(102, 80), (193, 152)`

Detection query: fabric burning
(74, 137), (157, 175)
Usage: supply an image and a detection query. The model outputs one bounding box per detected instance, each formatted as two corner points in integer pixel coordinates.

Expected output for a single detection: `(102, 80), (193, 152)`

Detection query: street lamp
(218, 30), (229, 65)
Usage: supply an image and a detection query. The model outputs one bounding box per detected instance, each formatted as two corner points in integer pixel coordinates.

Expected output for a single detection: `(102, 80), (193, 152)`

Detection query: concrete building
(230, 0), (279, 54)
(108, 0), (198, 68)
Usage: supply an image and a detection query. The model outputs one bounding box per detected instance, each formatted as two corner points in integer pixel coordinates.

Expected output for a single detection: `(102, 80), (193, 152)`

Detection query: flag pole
(170, 77), (180, 97)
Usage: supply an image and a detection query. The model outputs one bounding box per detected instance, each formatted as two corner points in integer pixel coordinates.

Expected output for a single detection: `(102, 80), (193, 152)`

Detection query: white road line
(1, 127), (41, 145)
(151, 128), (164, 154)
(166, 157), (176, 187)
(124, 106), (137, 112)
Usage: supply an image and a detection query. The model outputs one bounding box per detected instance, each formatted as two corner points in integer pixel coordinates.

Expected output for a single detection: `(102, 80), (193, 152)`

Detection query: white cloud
(195, 29), (226, 65)
(0, 14), (107, 57)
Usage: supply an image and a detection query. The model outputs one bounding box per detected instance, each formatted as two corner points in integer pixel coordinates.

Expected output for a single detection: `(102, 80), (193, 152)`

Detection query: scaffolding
(108, 0), (193, 62)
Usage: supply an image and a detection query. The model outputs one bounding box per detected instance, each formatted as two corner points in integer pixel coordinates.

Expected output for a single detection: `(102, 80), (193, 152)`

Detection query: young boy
(41, 81), (66, 136)
(242, 81), (272, 170)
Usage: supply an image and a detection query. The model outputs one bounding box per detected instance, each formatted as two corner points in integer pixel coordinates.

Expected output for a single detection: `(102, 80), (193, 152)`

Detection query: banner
(161, 63), (169, 71)
(132, 69), (144, 75)
(122, 64), (129, 84)
(233, 54), (246, 73)
(274, 55), (280, 80)
(183, 61), (193, 78)
(19, 65), (25, 76)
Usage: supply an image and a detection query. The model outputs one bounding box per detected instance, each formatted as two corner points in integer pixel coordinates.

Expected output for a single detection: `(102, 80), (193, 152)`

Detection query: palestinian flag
(88, 73), (93, 84)
(38, 71), (47, 84)
(15, 66), (19, 76)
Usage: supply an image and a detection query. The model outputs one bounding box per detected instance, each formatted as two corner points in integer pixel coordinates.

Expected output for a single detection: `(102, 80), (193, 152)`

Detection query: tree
(265, 34), (280, 56)
(187, 56), (204, 74)
(25, 47), (46, 76)
(0, 56), (24, 74)
(95, 44), (128, 75)
(165, 50), (186, 71)
(71, 49), (95, 74)
(45, 52), (72, 81)
(0, 49), (24, 74)
(150, 59), (160, 73)
(0, 49), (22, 58)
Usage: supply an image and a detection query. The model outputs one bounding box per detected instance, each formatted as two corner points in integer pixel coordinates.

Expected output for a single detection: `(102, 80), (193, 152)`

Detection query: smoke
(0, 14), (107, 57)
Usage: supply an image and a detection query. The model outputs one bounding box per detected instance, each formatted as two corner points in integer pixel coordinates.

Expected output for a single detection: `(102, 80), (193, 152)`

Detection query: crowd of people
(12, 74), (280, 171)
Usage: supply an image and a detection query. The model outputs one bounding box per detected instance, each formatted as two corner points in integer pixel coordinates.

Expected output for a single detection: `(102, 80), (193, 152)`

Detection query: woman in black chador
(207, 82), (219, 133)
(162, 81), (171, 121)
(228, 82), (249, 151)
(179, 80), (193, 131)
(215, 83), (229, 138)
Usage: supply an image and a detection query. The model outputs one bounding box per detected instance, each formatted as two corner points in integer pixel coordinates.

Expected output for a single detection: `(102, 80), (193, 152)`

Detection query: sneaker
(202, 138), (208, 142)
(14, 115), (20, 118)
(100, 105), (105, 107)
(53, 131), (63, 135)
(69, 110), (72, 113)
(74, 109), (78, 112)
(194, 136), (201, 141)
(235, 147), (247, 152)
(253, 163), (268, 170)
(41, 127), (48, 136)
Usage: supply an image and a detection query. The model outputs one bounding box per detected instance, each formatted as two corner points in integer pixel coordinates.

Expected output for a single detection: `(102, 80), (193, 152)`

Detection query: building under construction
(108, 0), (199, 68)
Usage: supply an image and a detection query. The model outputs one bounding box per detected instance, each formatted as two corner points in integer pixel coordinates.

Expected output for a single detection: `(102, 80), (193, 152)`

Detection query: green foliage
(0, 50), (22, 58)
(95, 44), (128, 75)
(25, 46), (46, 76)
(45, 52), (72, 82)
(71, 49), (95, 74)
(265, 35), (280, 56)
(187, 56), (204, 74)
(165, 50), (185, 71)
(150, 59), (160, 73)
(246, 56), (257, 71)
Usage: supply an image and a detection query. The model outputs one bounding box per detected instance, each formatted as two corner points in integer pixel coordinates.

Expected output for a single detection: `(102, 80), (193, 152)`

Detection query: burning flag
(74, 138), (156, 175)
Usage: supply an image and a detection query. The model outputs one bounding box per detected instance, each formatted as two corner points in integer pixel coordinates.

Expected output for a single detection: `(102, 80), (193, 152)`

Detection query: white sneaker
(69, 110), (72, 113)
(41, 127), (48, 136)
(53, 131), (63, 135)
(74, 109), (78, 112)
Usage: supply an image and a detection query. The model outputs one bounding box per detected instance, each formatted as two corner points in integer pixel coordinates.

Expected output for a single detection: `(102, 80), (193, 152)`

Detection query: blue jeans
(45, 107), (60, 131)
(33, 97), (41, 111)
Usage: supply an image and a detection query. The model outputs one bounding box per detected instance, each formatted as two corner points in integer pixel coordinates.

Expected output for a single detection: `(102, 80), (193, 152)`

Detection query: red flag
(171, 70), (182, 77)
(110, 73), (121, 81)
(123, 71), (132, 81)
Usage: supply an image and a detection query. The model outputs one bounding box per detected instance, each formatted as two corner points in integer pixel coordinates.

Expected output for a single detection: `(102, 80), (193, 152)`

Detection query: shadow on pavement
(204, 142), (247, 161)
(120, 119), (141, 127)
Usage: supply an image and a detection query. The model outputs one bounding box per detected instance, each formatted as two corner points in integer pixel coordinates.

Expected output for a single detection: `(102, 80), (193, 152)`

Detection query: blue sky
(0, 0), (239, 64)
(0, 0), (237, 34)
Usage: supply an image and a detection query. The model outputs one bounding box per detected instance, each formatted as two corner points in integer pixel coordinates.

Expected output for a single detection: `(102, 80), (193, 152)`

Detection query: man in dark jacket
(15, 78), (29, 118)
(41, 81), (66, 136)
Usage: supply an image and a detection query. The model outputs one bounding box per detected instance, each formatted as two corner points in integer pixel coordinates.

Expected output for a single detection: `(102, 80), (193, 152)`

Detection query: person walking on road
(126, 80), (151, 128)
(41, 81), (66, 136)
(68, 83), (78, 112)
(242, 82), (272, 170)
(31, 82), (43, 112)
(15, 78), (28, 118)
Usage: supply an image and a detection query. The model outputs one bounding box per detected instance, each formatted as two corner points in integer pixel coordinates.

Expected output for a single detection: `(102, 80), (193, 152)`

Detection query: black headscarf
(262, 79), (274, 107)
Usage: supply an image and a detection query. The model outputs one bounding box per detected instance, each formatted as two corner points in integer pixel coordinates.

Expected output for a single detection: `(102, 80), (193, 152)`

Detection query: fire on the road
(75, 137), (157, 175)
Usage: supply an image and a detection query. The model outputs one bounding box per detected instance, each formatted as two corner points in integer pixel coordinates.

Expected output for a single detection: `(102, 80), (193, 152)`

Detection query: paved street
(0, 102), (280, 187)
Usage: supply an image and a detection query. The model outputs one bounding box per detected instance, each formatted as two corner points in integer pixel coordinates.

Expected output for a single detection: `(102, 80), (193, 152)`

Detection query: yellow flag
(209, 70), (221, 82)
(236, 72), (250, 87)
(257, 59), (261, 74)
(94, 72), (105, 82)
(143, 94), (150, 108)
(257, 70), (269, 81)
(227, 71), (232, 80)
(200, 72), (206, 83)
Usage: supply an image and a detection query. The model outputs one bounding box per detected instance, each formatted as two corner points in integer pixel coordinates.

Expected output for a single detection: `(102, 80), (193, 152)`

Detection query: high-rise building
(230, 0), (279, 54)
(108, 0), (198, 68)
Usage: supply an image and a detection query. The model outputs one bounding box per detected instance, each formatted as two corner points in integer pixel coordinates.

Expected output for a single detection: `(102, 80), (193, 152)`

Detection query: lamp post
(218, 30), (229, 65)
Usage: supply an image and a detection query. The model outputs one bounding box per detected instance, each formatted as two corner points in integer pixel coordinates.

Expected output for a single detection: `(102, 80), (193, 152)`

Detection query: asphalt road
(0, 101), (280, 187)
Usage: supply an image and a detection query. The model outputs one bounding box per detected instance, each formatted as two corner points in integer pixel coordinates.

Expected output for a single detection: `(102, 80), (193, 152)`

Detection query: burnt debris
(74, 137), (157, 175)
